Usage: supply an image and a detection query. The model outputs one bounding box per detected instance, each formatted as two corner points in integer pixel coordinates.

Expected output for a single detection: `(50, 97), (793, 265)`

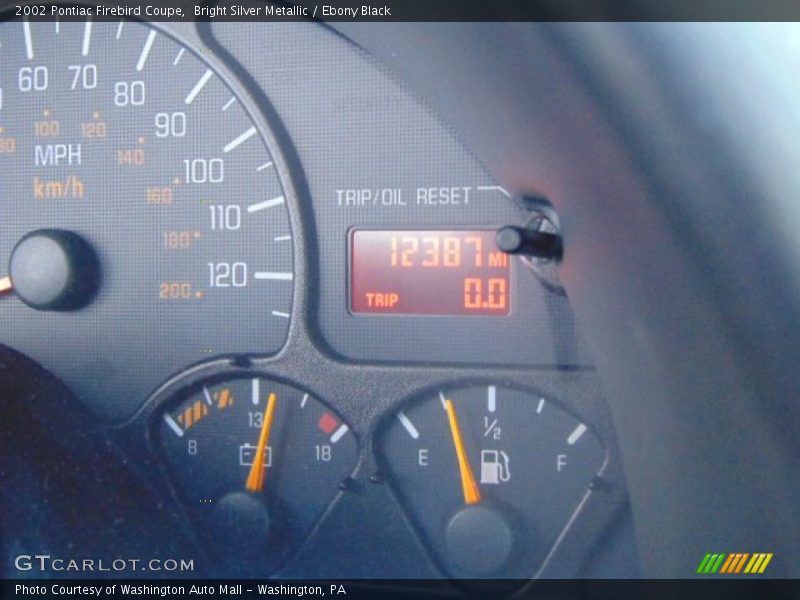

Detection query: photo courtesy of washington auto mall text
(14, 583), (348, 597)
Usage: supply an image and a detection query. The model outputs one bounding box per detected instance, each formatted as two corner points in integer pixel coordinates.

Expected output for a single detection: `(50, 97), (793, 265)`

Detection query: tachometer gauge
(381, 385), (605, 578)
(159, 376), (356, 573)
(0, 20), (295, 420)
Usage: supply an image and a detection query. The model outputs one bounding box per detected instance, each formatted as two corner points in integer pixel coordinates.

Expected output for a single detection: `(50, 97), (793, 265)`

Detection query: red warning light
(318, 412), (338, 434)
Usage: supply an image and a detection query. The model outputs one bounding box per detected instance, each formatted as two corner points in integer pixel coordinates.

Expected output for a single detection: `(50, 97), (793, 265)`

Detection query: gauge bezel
(148, 366), (360, 575)
(47, 18), (634, 580)
(113, 346), (629, 579)
(374, 379), (623, 582)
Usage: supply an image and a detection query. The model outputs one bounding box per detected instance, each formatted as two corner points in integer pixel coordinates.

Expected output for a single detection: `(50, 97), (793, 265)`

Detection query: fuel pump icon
(480, 450), (511, 484)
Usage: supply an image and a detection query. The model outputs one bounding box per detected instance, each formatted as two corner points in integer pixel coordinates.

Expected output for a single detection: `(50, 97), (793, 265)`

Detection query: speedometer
(0, 20), (296, 420)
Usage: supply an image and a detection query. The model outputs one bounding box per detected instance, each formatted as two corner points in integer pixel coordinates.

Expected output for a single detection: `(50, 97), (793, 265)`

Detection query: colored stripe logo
(697, 553), (773, 574)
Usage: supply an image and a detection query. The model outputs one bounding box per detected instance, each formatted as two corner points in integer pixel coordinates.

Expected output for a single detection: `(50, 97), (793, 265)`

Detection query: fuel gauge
(158, 376), (356, 573)
(381, 385), (605, 578)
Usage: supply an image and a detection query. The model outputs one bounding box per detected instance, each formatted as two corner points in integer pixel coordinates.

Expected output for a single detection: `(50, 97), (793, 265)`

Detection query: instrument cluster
(0, 16), (631, 581)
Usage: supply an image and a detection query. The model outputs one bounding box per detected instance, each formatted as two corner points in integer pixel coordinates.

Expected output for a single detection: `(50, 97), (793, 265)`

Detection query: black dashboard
(0, 17), (639, 583)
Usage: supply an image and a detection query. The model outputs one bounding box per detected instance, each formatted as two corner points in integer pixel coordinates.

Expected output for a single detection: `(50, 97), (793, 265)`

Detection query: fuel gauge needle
(0, 277), (12, 296)
(245, 392), (277, 493)
(444, 397), (482, 505)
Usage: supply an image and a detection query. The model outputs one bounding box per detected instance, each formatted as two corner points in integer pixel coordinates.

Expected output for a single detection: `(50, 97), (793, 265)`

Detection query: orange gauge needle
(444, 397), (482, 505)
(0, 277), (12, 296)
(245, 392), (277, 493)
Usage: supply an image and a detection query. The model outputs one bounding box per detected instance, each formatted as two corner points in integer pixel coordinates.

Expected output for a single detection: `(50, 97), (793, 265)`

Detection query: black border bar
(4, 579), (800, 599)
(5, 0), (800, 22)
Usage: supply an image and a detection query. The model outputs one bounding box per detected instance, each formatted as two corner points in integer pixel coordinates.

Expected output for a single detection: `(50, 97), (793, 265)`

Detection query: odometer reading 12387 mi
(350, 230), (510, 316)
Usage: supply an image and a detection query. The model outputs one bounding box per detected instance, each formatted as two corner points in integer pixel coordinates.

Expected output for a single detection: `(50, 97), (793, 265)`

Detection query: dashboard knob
(496, 225), (562, 260)
(444, 502), (516, 576)
(210, 492), (272, 558)
(9, 229), (100, 311)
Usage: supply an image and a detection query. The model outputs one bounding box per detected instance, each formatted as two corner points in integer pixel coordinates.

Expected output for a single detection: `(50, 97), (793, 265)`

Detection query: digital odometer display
(350, 230), (510, 316)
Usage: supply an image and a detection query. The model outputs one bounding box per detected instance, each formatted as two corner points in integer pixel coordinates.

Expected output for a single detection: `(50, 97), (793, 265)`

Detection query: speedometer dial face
(0, 21), (294, 420)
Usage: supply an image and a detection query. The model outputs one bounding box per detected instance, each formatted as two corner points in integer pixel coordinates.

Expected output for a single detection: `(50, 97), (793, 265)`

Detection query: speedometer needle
(0, 277), (12, 296)
(444, 398), (482, 505)
(245, 392), (277, 493)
